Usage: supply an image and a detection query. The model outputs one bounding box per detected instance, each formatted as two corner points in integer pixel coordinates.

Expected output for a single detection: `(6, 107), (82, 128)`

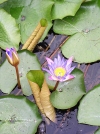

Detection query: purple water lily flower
(6, 48), (19, 66)
(42, 54), (75, 82)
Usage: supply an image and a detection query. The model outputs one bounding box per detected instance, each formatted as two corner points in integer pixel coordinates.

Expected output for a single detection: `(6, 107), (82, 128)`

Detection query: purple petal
(62, 60), (67, 68)
(42, 67), (53, 75)
(66, 56), (74, 66)
(45, 57), (53, 65)
(57, 54), (61, 62)
(64, 74), (75, 81)
(66, 66), (76, 75)
(6, 48), (10, 52)
(47, 62), (56, 74)
(48, 63), (54, 70)
(49, 75), (58, 81)
(54, 58), (58, 66)
(6, 48), (12, 58)
(11, 48), (17, 54)
(42, 67), (50, 73)
(48, 66), (54, 75)
(11, 48), (15, 51)
(61, 57), (66, 65)
(54, 55), (61, 67)
(57, 54), (63, 67)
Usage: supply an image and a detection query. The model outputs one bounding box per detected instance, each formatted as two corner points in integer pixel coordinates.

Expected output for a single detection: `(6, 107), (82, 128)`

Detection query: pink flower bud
(6, 48), (19, 66)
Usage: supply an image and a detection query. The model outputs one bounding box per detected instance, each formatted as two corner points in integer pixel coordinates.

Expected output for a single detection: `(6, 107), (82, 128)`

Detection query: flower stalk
(15, 65), (21, 89)
(53, 81), (59, 91)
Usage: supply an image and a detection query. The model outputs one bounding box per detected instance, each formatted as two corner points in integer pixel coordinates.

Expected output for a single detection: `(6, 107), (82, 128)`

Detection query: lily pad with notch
(53, 0), (100, 63)
(0, 0), (7, 4)
(0, 95), (42, 134)
(51, 0), (84, 20)
(78, 84), (100, 126)
(95, 128), (100, 134)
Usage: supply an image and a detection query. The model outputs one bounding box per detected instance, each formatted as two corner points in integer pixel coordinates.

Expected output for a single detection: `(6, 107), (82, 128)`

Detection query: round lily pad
(0, 95), (42, 134)
(51, 0), (83, 20)
(53, 1), (100, 63)
(0, 0), (7, 4)
(78, 84), (100, 126)
(95, 128), (100, 134)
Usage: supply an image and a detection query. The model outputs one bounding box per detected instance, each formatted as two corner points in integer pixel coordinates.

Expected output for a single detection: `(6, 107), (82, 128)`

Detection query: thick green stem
(53, 81), (59, 91)
(15, 66), (21, 89)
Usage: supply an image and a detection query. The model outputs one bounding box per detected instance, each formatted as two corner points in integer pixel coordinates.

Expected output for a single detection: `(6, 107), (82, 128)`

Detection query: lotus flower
(42, 54), (75, 82)
(6, 48), (19, 66)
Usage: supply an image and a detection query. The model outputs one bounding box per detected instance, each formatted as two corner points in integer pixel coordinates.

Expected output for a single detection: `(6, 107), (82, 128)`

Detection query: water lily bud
(6, 48), (19, 66)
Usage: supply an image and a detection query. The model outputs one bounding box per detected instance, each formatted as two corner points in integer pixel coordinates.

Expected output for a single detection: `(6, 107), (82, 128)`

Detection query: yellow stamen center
(54, 67), (66, 77)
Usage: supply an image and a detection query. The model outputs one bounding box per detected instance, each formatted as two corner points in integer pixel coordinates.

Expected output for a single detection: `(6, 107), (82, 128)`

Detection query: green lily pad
(51, 0), (83, 20)
(0, 95), (42, 134)
(0, 50), (41, 96)
(18, 0), (54, 44)
(0, 9), (20, 50)
(53, 1), (100, 63)
(0, 0), (31, 8)
(0, 0), (7, 4)
(45, 68), (86, 109)
(0, 0), (31, 19)
(0, 0), (54, 44)
(78, 84), (100, 126)
(95, 128), (100, 134)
